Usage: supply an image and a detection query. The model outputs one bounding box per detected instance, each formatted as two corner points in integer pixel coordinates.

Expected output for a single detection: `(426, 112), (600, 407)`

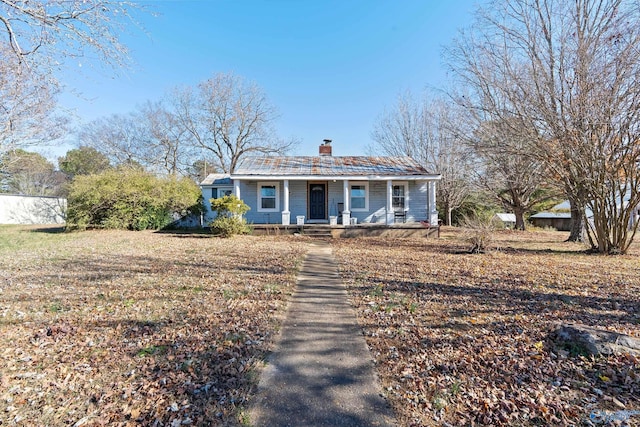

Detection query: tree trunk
(567, 198), (585, 242)
(513, 207), (526, 230)
(447, 207), (453, 226)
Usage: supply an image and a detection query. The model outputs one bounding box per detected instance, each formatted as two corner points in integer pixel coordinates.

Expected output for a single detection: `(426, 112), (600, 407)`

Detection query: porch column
(282, 179), (290, 225)
(234, 180), (241, 199)
(386, 179), (394, 225)
(233, 179), (242, 220)
(342, 179), (351, 225)
(428, 181), (439, 225)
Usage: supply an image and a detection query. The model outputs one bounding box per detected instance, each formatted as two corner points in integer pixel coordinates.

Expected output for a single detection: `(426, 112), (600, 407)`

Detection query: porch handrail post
(233, 179), (242, 220)
(282, 179), (290, 225)
(386, 179), (394, 225)
(342, 179), (351, 225)
(234, 180), (241, 199)
(428, 180), (438, 225)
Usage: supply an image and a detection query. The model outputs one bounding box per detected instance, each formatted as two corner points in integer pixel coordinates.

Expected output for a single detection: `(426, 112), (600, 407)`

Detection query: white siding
(203, 179), (433, 225)
(354, 181), (429, 224)
(287, 181), (308, 220)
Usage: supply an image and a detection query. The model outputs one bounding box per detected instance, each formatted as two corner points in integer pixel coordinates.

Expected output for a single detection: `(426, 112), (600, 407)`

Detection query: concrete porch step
(299, 225), (333, 238)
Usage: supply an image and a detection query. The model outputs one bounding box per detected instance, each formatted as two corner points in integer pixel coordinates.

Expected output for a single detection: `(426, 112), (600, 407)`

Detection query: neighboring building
(530, 211), (572, 231)
(200, 141), (441, 226)
(531, 194), (640, 232)
(0, 194), (66, 225)
(493, 213), (516, 229)
(530, 201), (572, 231)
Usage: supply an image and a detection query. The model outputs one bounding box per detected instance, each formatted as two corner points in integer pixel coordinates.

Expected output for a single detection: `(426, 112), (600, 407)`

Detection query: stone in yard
(551, 323), (640, 357)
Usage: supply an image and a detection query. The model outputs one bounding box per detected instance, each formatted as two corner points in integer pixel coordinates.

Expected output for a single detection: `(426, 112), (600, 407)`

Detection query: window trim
(392, 181), (409, 211)
(212, 187), (233, 199)
(350, 182), (369, 212)
(257, 181), (280, 212)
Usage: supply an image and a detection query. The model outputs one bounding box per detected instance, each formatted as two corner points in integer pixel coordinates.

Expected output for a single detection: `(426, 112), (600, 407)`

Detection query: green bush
(210, 215), (251, 237)
(208, 195), (250, 237)
(66, 168), (203, 230)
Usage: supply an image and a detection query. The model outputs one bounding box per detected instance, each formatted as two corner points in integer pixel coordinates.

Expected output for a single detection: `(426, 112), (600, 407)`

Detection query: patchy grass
(0, 226), (308, 426)
(334, 228), (640, 426)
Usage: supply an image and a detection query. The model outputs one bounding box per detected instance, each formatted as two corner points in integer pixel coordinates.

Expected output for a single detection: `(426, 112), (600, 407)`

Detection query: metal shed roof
(231, 156), (439, 180)
(530, 212), (571, 219)
(494, 213), (516, 222)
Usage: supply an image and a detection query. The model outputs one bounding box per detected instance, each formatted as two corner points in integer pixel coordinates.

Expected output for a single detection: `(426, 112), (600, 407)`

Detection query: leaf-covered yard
(0, 226), (308, 426)
(334, 229), (640, 426)
(1, 226), (639, 426)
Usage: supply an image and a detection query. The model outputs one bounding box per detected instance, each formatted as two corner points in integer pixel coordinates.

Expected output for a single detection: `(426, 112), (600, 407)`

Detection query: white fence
(0, 195), (67, 225)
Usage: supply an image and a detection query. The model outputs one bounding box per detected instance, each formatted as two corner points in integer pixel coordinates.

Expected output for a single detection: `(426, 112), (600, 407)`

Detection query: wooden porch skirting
(250, 223), (440, 238)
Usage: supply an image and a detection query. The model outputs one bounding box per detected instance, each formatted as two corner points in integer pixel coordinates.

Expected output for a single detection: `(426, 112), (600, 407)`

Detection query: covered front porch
(230, 177), (439, 227)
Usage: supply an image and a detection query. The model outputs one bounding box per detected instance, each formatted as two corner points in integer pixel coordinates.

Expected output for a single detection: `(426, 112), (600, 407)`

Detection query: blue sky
(56, 0), (480, 158)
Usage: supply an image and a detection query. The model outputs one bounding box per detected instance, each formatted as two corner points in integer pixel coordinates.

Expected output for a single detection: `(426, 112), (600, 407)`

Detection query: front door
(309, 183), (326, 220)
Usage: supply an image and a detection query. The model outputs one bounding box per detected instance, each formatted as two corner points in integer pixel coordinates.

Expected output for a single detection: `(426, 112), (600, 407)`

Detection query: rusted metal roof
(233, 156), (437, 177)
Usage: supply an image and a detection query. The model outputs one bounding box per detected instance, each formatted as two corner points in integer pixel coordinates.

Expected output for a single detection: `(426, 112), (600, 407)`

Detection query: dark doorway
(309, 183), (326, 220)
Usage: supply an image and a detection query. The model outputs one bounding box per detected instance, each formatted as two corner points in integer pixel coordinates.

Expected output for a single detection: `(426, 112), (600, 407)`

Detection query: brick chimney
(319, 139), (332, 156)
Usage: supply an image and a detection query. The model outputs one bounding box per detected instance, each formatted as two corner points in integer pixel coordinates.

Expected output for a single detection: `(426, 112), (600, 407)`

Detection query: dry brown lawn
(1, 226), (639, 426)
(0, 226), (308, 426)
(334, 228), (640, 426)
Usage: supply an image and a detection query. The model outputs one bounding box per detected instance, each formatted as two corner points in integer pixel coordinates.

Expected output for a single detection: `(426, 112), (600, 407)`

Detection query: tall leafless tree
(0, 1), (143, 155)
(137, 101), (199, 176)
(473, 117), (557, 230)
(447, 0), (640, 253)
(371, 91), (475, 225)
(80, 74), (296, 178)
(172, 73), (298, 174)
(79, 112), (147, 168)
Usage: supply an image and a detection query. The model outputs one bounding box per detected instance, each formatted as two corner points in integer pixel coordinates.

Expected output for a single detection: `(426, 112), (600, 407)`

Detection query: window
(350, 182), (368, 211)
(212, 187), (233, 199)
(258, 182), (279, 212)
(392, 182), (408, 210)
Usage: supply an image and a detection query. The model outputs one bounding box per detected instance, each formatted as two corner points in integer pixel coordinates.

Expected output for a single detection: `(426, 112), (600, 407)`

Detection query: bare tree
(473, 117), (557, 230)
(80, 73), (297, 178)
(79, 113), (146, 167)
(371, 91), (474, 225)
(447, 0), (640, 253)
(0, 1), (140, 70)
(0, 46), (65, 155)
(172, 73), (298, 173)
(79, 100), (217, 178)
(137, 101), (199, 176)
(0, 1), (143, 155)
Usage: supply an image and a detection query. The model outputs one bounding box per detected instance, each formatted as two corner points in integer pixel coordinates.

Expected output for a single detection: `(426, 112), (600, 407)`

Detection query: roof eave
(230, 174), (442, 181)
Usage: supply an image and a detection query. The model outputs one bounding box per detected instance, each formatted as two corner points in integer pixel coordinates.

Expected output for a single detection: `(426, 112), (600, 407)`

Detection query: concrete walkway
(249, 243), (396, 427)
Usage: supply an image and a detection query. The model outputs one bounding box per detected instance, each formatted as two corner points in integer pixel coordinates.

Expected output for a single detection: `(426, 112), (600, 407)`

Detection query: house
(200, 141), (440, 226)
